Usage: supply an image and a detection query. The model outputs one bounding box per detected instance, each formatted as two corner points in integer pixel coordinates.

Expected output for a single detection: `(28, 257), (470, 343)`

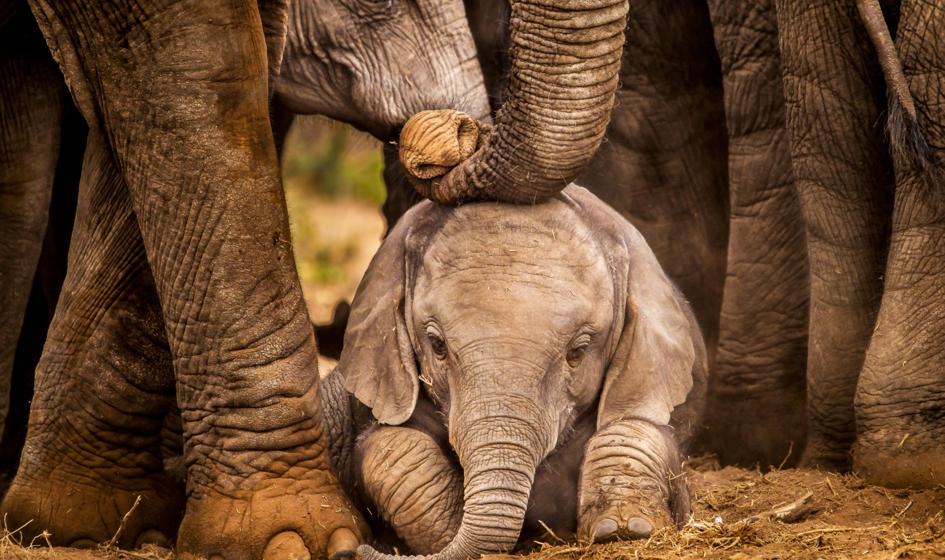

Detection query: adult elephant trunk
(359, 403), (548, 560)
(398, 0), (628, 205)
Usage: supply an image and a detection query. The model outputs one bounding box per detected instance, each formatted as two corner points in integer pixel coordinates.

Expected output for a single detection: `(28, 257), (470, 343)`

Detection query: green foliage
(282, 117), (386, 206)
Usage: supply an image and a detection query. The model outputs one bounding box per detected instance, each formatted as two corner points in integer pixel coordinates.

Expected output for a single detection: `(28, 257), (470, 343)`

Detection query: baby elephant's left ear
(598, 224), (706, 430)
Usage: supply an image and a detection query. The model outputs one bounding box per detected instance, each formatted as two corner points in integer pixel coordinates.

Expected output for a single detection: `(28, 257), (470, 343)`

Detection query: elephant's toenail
(135, 529), (170, 549)
(327, 527), (359, 560)
(592, 518), (619, 543)
(263, 531), (311, 560)
(626, 517), (653, 539)
(69, 538), (98, 549)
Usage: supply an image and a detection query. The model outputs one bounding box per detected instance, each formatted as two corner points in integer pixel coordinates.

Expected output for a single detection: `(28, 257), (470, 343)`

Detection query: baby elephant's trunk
(359, 406), (548, 560)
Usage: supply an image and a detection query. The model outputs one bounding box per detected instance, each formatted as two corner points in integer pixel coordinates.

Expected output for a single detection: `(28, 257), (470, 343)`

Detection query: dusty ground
(2, 462), (943, 559)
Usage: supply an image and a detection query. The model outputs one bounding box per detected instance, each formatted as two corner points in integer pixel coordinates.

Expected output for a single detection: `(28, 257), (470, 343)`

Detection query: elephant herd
(0, 0), (943, 558)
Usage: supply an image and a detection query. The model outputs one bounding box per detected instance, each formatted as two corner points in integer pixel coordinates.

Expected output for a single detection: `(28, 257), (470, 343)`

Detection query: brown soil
(3, 461), (944, 559)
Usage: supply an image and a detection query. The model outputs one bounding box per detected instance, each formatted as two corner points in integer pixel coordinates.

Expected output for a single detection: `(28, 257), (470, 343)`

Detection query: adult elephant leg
(701, 0), (809, 468)
(576, 0), (728, 361)
(0, 5), (63, 447)
(0, 101), (85, 481)
(25, 0), (365, 557)
(776, 0), (895, 469)
(1, 129), (184, 547)
(358, 427), (462, 554)
(854, 0), (945, 488)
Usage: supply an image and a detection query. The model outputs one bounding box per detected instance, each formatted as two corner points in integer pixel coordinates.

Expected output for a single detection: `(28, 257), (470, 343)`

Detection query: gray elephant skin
(320, 185), (706, 560)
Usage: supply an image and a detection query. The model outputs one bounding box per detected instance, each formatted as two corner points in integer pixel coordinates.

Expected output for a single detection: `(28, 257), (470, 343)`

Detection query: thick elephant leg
(853, 1), (945, 488)
(701, 0), (809, 468)
(25, 1), (365, 556)
(0, 6), (63, 447)
(776, 0), (895, 469)
(1, 129), (183, 547)
(357, 426), (462, 554)
(577, 420), (687, 544)
(1, 101), (86, 480)
(576, 0), (729, 360)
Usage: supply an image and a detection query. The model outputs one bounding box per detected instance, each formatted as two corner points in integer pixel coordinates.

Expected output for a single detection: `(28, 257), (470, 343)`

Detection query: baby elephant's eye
(427, 331), (448, 360)
(566, 344), (588, 367)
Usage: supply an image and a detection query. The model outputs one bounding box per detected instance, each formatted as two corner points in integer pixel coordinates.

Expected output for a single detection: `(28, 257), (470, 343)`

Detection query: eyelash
(566, 333), (593, 366)
(426, 325), (448, 359)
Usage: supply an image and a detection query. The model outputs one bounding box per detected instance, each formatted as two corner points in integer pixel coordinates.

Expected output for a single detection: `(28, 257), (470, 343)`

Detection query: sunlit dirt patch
(504, 461), (945, 560)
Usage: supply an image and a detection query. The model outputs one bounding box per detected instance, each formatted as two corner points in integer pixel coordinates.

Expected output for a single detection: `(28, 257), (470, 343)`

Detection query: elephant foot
(579, 488), (672, 544)
(852, 235), (945, 488)
(578, 420), (685, 544)
(1, 470), (182, 548)
(853, 445), (945, 488)
(176, 475), (366, 560)
(699, 390), (806, 469)
(799, 436), (852, 471)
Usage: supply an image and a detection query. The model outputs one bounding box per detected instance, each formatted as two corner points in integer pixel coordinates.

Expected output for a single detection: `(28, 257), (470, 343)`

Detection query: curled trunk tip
(398, 0), (628, 205)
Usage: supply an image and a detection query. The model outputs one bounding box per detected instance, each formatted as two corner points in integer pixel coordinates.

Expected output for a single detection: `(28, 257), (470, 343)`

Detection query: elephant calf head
(338, 185), (707, 559)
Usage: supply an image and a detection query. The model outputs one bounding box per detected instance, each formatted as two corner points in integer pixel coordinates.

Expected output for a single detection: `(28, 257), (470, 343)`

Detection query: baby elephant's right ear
(339, 208), (425, 425)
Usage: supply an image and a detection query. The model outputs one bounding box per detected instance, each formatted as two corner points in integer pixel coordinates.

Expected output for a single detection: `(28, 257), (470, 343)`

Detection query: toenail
(327, 527), (359, 560)
(263, 531), (311, 560)
(70, 538), (99, 549)
(135, 529), (170, 549)
(592, 518), (619, 543)
(626, 517), (654, 539)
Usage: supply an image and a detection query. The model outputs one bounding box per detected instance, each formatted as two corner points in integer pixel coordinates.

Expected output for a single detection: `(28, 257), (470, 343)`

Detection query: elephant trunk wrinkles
(401, 0), (628, 205)
(359, 406), (547, 560)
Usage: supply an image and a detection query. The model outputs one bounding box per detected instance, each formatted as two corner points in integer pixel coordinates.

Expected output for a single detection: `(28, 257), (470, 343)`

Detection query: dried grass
(1, 463), (943, 560)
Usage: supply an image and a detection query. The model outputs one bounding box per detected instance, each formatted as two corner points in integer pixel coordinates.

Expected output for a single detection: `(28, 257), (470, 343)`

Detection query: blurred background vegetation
(282, 115), (385, 325)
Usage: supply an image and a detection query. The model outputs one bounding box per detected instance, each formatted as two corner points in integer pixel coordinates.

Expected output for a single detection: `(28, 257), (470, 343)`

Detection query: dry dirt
(2, 461), (944, 559)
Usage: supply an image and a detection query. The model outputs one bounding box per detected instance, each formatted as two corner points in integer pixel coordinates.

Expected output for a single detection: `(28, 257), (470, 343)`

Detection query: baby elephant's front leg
(578, 419), (690, 543)
(358, 426), (463, 553)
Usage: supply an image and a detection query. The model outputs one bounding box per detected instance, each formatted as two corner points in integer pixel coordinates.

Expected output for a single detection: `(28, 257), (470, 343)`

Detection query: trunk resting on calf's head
(397, 0), (628, 205)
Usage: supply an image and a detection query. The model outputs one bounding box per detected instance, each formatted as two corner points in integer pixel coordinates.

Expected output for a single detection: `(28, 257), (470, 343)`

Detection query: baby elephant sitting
(321, 185), (707, 560)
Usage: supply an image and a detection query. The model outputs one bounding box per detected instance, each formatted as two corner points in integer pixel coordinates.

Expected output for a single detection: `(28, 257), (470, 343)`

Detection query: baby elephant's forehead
(416, 201), (613, 299)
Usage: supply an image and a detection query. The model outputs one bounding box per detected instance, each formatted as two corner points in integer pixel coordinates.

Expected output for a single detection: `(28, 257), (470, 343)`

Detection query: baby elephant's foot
(578, 420), (689, 543)
(358, 426), (462, 554)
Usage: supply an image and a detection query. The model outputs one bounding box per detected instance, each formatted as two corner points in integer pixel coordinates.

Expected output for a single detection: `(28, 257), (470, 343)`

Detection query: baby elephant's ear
(598, 224), (705, 430)
(340, 205), (431, 425)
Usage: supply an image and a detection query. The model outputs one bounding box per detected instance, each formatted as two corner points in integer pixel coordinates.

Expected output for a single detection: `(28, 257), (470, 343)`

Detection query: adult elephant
(0, 0), (628, 557)
(775, 0), (945, 485)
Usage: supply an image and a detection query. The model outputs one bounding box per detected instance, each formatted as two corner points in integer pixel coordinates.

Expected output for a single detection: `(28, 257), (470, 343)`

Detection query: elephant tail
(855, 0), (934, 172)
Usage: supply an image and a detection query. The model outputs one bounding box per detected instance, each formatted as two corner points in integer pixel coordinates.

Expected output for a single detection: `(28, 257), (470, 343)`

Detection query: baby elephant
(322, 185), (707, 560)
